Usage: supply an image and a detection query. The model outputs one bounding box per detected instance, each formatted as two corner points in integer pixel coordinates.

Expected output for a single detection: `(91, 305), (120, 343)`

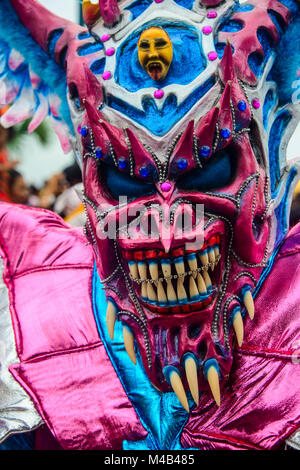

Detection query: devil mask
(1, 0), (300, 412)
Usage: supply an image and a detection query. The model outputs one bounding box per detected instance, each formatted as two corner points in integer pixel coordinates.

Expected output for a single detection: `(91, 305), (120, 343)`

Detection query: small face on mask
(138, 27), (173, 81)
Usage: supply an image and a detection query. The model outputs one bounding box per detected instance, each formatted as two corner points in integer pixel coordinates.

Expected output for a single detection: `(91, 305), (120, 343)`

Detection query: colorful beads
(200, 145), (211, 158)
(154, 89), (164, 99)
(161, 182), (171, 192)
(221, 128), (231, 139)
(139, 166), (150, 178)
(118, 158), (128, 169)
(102, 71), (112, 80)
(238, 100), (247, 112)
(202, 26), (213, 35)
(208, 51), (218, 61)
(177, 158), (188, 170)
(252, 99), (261, 109)
(105, 47), (115, 56)
(95, 147), (103, 159)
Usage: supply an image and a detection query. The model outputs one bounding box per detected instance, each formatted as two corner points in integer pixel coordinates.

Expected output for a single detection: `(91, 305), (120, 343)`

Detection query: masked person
(0, 0), (300, 451)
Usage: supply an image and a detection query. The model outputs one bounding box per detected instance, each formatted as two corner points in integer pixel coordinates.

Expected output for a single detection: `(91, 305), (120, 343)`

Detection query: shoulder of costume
(0, 202), (94, 275)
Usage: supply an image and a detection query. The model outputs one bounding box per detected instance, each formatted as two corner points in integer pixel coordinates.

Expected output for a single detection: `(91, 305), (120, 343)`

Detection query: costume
(0, 0), (300, 451)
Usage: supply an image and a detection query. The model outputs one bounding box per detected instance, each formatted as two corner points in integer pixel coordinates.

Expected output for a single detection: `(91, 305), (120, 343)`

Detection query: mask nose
(159, 202), (205, 253)
(148, 42), (159, 58)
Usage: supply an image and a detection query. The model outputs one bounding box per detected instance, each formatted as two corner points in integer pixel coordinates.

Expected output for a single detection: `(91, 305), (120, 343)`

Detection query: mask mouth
(147, 61), (164, 80)
(123, 234), (222, 314)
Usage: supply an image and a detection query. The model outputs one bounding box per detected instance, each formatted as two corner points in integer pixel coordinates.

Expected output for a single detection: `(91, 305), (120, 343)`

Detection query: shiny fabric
(0, 255), (42, 444)
(0, 202), (147, 450)
(92, 264), (194, 451)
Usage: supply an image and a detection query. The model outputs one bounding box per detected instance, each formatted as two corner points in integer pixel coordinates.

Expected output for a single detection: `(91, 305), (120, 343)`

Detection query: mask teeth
(127, 241), (221, 307)
(164, 358), (221, 411)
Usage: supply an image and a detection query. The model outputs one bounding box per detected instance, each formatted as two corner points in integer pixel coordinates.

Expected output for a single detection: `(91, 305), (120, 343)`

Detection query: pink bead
(202, 26), (213, 35)
(154, 89), (164, 99)
(161, 182), (171, 192)
(102, 71), (112, 80)
(105, 47), (115, 56)
(252, 99), (261, 109)
(207, 11), (218, 18)
(154, 0), (164, 3)
(77, 125), (81, 134)
(101, 34), (111, 42)
(208, 51), (218, 61)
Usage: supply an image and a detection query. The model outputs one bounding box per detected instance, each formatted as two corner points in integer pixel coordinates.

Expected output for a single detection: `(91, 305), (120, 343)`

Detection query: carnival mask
(138, 27), (173, 81)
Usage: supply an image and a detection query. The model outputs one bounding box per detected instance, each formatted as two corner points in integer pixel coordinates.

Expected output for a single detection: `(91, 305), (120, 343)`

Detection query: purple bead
(161, 182), (171, 192)
(238, 100), (247, 112)
(221, 128), (231, 139)
(139, 166), (150, 178)
(102, 71), (112, 80)
(252, 99), (261, 109)
(208, 51), (218, 61)
(202, 26), (213, 35)
(118, 158), (128, 170)
(154, 0), (164, 3)
(177, 158), (188, 170)
(80, 126), (88, 137)
(77, 125), (82, 134)
(101, 34), (111, 42)
(200, 145), (211, 158)
(154, 89), (164, 99)
(105, 47), (115, 57)
(207, 11), (218, 19)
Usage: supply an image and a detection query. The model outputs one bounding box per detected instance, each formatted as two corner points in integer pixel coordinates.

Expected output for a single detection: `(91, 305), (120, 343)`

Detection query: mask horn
(83, 0), (121, 27)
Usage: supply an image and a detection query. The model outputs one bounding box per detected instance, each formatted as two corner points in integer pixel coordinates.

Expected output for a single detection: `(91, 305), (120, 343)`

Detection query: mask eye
(155, 39), (168, 48)
(177, 146), (236, 192)
(139, 41), (149, 50)
(100, 164), (156, 201)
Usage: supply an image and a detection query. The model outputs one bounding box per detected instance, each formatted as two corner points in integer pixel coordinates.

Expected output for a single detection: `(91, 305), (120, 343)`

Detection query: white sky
(10, 1), (300, 187)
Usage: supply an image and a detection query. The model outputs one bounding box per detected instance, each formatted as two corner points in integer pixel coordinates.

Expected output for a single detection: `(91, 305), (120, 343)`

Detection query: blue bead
(238, 100), (247, 112)
(95, 147), (102, 159)
(221, 128), (231, 139)
(80, 126), (88, 137)
(139, 166), (150, 178)
(200, 145), (211, 158)
(177, 158), (188, 170)
(118, 158), (128, 170)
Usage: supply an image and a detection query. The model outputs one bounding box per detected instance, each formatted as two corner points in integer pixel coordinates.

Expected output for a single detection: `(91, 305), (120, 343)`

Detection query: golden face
(138, 27), (173, 81)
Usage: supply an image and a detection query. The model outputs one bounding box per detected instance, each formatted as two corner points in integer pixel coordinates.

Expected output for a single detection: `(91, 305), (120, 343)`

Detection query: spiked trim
(218, 0), (291, 85)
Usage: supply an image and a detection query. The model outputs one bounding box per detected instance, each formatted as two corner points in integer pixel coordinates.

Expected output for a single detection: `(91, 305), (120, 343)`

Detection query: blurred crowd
(0, 123), (85, 227)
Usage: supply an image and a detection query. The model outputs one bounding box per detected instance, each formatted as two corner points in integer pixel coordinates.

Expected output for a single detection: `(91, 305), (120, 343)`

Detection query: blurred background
(1, 0), (300, 227)
(9, 0), (80, 190)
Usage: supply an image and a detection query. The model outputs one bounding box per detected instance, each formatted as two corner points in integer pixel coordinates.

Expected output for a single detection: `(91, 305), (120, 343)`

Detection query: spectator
(7, 169), (30, 205)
